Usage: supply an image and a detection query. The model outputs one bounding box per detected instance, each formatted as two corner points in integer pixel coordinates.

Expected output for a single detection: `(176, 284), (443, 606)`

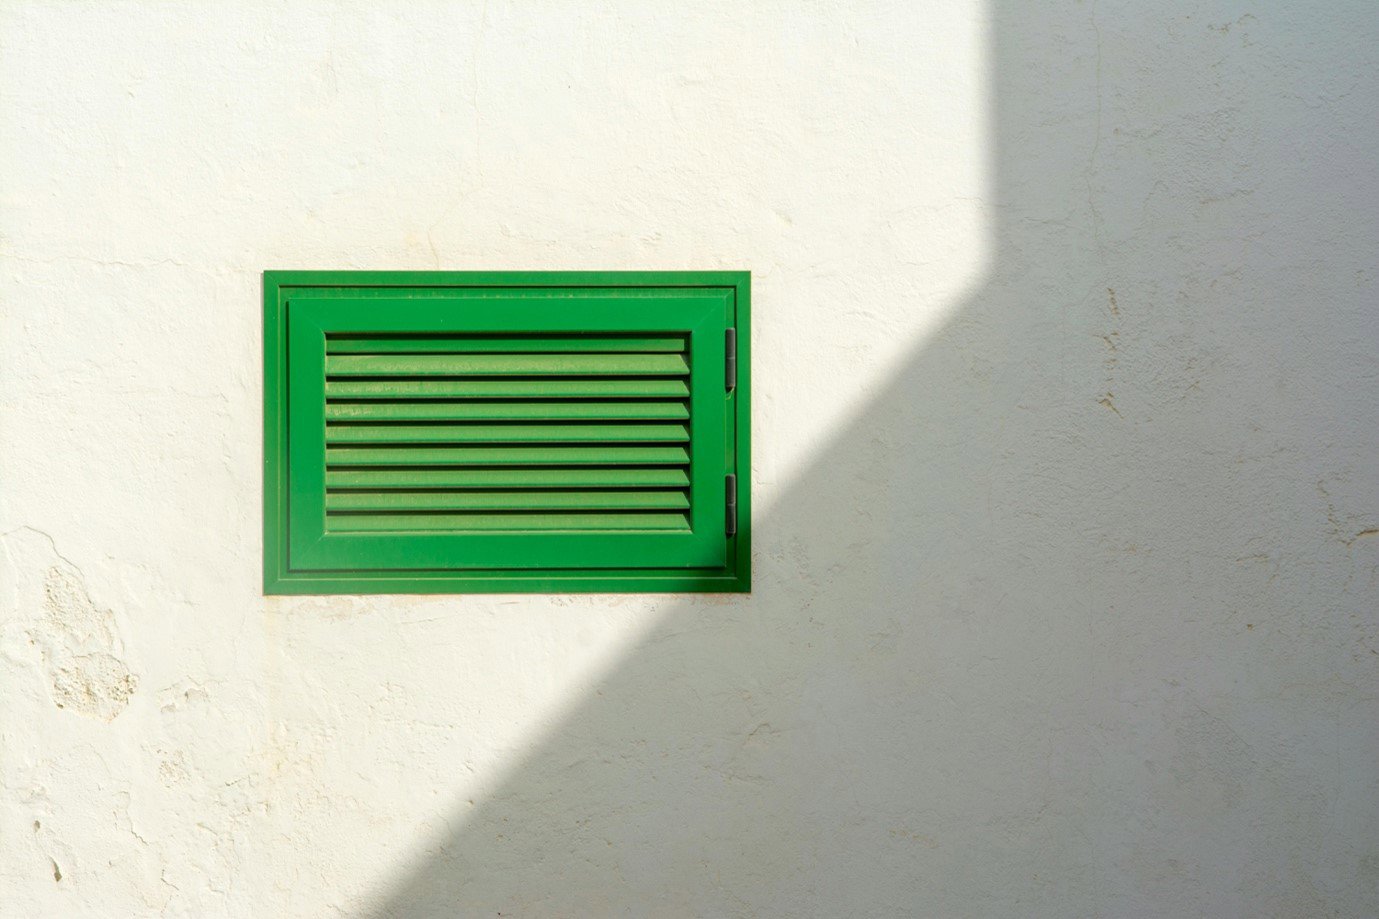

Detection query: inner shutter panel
(322, 333), (693, 534)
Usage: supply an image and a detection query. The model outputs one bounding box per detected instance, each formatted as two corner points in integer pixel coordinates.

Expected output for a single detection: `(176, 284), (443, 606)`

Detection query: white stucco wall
(2, 2), (1376, 916)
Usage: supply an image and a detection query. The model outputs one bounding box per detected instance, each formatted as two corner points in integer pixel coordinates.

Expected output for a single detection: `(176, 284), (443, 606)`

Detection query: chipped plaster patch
(37, 566), (138, 721)
(2, 530), (138, 721)
(48, 649), (138, 720)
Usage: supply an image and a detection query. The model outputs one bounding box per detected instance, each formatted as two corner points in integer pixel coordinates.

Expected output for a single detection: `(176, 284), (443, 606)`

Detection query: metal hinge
(725, 328), (737, 392)
(725, 473), (738, 537)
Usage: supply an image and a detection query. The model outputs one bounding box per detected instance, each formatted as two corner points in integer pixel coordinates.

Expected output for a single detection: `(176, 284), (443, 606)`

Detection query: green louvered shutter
(322, 337), (694, 532)
(263, 272), (750, 594)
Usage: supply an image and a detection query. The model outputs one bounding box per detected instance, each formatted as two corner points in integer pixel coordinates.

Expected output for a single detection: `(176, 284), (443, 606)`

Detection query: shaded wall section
(365, 3), (1379, 917)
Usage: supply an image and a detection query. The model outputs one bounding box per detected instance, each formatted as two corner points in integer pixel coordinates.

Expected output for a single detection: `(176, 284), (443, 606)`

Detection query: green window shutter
(263, 271), (750, 594)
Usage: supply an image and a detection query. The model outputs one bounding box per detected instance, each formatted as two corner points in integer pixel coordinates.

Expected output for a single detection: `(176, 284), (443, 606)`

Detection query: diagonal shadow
(364, 4), (1379, 916)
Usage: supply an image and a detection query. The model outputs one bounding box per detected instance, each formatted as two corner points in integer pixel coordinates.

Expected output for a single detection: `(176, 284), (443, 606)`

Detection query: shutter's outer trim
(263, 271), (750, 595)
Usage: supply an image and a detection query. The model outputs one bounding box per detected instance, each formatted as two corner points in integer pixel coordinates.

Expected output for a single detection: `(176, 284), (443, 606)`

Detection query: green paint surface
(263, 271), (750, 594)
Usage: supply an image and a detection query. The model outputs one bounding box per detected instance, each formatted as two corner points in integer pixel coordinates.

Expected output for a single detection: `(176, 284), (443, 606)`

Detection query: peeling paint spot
(34, 566), (137, 721)
(1317, 481), (1379, 549)
(159, 680), (210, 714)
(52, 654), (138, 717)
(157, 750), (193, 786)
(889, 827), (941, 848)
(1098, 288), (1123, 417)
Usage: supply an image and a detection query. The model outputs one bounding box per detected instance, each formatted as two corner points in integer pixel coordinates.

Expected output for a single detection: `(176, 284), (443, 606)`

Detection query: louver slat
(324, 379), (691, 399)
(328, 336), (686, 353)
(329, 513), (692, 533)
(327, 491), (690, 511)
(325, 402), (689, 421)
(323, 332), (693, 534)
(326, 469), (690, 489)
(324, 446), (690, 465)
(324, 424), (688, 444)
(325, 353), (689, 376)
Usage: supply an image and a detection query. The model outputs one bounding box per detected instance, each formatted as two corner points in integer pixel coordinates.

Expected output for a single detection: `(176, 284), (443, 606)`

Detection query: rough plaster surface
(1, 2), (1377, 917)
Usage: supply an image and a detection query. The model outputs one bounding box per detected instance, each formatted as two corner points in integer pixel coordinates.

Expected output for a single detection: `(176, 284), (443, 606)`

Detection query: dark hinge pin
(725, 473), (738, 537)
(725, 328), (737, 392)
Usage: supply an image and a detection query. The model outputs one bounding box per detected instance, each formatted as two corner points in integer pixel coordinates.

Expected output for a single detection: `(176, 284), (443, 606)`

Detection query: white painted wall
(2, 2), (1375, 916)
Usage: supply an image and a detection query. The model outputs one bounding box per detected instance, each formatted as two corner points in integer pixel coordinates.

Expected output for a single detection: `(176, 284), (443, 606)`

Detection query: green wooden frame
(264, 271), (750, 594)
